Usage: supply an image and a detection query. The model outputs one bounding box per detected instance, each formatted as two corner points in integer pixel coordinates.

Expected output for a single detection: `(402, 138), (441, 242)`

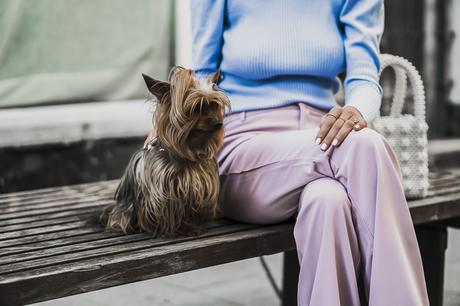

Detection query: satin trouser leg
(216, 103), (429, 306)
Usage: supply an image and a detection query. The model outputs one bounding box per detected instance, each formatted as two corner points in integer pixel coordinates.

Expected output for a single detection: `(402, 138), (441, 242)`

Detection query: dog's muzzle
(211, 117), (223, 130)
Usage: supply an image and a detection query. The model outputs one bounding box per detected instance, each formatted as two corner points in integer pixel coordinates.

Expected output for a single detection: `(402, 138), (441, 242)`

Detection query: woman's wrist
(345, 83), (382, 124)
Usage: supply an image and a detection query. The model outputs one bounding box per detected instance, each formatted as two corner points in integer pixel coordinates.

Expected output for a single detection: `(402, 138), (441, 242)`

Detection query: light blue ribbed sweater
(190, 0), (385, 123)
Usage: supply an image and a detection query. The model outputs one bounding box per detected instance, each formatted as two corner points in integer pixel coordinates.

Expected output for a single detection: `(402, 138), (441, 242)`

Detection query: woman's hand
(315, 105), (367, 151)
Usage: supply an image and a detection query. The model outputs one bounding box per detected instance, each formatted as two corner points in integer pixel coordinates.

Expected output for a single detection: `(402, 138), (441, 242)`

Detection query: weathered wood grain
(0, 180), (117, 203)
(0, 232), (122, 256)
(0, 219), (234, 265)
(0, 195), (113, 214)
(0, 227), (105, 248)
(0, 223), (295, 305)
(0, 192), (113, 211)
(0, 200), (112, 221)
(0, 219), (233, 257)
(0, 223), (260, 275)
(0, 207), (104, 227)
(0, 220), (96, 241)
(0, 213), (99, 233)
(410, 192), (460, 224)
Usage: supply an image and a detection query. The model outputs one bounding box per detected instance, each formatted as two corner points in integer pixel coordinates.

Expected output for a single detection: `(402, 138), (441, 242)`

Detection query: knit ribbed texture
(191, 0), (385, 123)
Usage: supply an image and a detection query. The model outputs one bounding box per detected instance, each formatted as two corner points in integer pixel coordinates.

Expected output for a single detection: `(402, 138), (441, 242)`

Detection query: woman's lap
(216, 102), (396, 224)
(216, 103), (353, 223)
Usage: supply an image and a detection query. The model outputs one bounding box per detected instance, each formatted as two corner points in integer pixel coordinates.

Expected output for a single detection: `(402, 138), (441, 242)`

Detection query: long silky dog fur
(100, 67), (230, 237)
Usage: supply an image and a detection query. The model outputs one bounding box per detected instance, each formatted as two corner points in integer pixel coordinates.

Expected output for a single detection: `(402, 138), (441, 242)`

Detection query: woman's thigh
(217, 103), (337, 223)
(218, 127), (328, 223)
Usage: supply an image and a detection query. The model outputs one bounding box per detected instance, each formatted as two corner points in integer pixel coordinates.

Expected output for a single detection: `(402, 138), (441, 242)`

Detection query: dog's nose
(211, 117), (223, 130)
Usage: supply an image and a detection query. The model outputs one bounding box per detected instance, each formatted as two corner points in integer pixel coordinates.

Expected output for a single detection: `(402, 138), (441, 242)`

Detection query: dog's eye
(209, 102), (220, 111)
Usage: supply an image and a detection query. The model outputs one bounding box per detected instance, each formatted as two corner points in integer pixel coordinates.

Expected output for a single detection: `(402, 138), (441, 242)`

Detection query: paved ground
(31, 229), (460, 306)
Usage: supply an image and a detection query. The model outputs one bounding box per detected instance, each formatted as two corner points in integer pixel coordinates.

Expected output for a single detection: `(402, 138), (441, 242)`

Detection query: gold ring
(325, 113), (338, 119)
(337, 117), (347, 122)
(348, 117), (359, 124)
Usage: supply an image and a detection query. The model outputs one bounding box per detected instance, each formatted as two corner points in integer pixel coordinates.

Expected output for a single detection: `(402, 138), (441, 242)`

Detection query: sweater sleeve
(190, 0), (226, 79)
(339, 0), (385, 123)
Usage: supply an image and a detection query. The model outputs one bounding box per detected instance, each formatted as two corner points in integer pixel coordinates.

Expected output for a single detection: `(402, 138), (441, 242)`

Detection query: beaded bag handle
(375, 54), (426, 121)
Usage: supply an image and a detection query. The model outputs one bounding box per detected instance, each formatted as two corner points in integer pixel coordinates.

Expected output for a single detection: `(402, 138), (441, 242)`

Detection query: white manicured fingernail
(320, 143), (327, 151)
(354, 124), (360, 129)
(332, 138), (338, 146)
(315, 137), (321, 145)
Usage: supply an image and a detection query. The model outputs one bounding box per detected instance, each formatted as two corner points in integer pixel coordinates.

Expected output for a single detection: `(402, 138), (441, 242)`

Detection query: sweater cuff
(345, 82), (382, 123)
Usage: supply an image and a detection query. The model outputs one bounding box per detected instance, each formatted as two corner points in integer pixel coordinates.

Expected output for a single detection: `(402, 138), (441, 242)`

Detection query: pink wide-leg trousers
(216, 103), (429, 306)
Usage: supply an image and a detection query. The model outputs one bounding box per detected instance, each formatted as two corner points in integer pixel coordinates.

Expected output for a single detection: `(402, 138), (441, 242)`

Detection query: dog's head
(143, 67), (230, 162)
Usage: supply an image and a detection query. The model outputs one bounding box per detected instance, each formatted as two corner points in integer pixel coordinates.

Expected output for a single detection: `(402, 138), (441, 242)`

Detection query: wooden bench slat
(428, 179), (460, 190)
(427, 185), (460, 196)
(0, 221), (96, 241)
(0, 189), (114, 210)
(0, 219), (235, 257)
(410, 192), (460, 224)
(0, 200), (112, 221)
(0, 196), (111, 214)
(0, 207), (103, 227)
(0, 213), (98, 233)
(0, 228), (105, 248)
(0, 233), (150, 266)
(428, 171), (458, 179)
(0, 219), (235, 266)
(0, 181), (116, 203)
(0, 223), (261, 275)
(0, 232), (123, 257)
(0, 223), (295, 306)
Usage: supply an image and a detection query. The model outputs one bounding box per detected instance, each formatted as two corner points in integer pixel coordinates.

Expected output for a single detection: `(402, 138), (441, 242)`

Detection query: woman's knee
(337, 127), (401, 173)
(344, 127), (387, 154)
(298, 177), (351, 218)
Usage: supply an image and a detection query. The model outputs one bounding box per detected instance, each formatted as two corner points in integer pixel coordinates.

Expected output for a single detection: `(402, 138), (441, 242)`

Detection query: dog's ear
(208, 70), (221, 85)
(142, 73), (170, 100)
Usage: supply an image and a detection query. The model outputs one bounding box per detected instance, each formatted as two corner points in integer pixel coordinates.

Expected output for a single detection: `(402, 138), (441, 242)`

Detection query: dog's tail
(100, 148), (144, 234)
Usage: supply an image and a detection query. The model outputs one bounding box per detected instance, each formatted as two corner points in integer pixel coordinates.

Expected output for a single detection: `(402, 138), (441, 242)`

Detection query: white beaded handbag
(369, 54), (430, 199)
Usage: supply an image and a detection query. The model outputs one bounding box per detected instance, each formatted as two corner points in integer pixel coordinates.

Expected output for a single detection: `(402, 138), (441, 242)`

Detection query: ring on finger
(348, 117), (359, 124)
(325, 113), (338, 120)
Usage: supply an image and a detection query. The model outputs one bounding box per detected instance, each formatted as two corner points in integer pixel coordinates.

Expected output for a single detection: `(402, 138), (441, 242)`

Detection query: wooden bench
(1, 170), (460, 306)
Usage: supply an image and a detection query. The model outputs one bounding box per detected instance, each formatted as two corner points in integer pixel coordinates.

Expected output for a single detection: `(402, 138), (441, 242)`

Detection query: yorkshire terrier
(100, 66), (230, 237)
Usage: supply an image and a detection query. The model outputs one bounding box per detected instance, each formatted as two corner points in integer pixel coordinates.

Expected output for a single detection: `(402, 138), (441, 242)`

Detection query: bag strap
(376, 54), (426, 120)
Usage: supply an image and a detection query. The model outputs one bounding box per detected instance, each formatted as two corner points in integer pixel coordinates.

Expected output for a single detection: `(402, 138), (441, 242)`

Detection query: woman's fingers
(331, 119), (356, 147)
(319, 113), (351, 151)
(352, 117), (367, 131)
(315, 105), (367, 150)
(315, 106), (342, 146)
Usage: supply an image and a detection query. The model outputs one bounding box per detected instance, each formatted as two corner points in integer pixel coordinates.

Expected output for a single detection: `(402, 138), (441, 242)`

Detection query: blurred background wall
(0, 0), (171, 107)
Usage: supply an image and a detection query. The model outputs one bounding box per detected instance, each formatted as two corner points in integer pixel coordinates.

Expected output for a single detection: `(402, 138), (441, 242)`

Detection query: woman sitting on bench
(148, 0), (430, 305)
